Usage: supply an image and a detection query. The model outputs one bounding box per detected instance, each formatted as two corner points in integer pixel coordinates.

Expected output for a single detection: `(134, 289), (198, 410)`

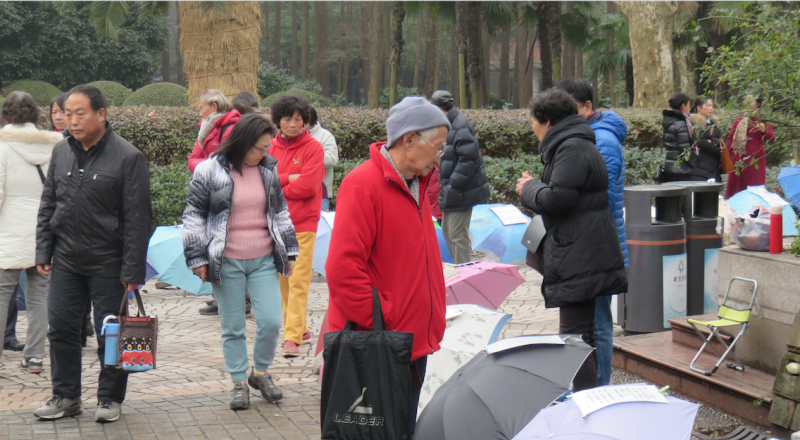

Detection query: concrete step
(669, 315), (734, 353)
(614, 331), (775, 427)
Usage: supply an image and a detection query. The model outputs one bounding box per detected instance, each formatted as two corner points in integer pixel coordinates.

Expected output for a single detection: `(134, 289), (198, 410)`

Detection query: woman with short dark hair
(0, 91), (64, 373)
(516, 88), (627, 392)
(183, 113), (299, 410)
(661, 92), (701, 182)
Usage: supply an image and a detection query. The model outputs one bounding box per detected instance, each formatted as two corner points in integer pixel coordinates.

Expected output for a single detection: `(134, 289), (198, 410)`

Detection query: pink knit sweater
(224, 166), (273, 260)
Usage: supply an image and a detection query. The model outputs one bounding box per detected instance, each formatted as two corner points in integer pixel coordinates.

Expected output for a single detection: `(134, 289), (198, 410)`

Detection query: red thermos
(770, 205), (783, 254)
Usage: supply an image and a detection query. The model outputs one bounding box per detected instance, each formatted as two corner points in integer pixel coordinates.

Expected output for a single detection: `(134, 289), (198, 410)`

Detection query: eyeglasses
(253, 146), (269, 156)
(416, 132), (445, 158)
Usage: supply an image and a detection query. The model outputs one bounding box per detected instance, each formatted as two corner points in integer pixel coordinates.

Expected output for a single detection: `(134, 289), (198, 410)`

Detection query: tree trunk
(261, 1), (269, 63)
(466, 1), (481, 108)
(455, 1), (469, 108)
(499, 25), (510, 101)
(513, 6), (525, 108)
(360, 3), (372, 105)
(547, 2), (562, 84)
(382, 4), (392, 91)
(576, 47), (583, 78)
(592, 69), (599, 106)
(538, 4), (553, 90)
(674, 48), (692, 96)
(291, 3), (298, 74)
(339, 2), (350, 101)
(180, 1), (261, 107)
(450, 33), (459, 107)
(367, 2), (382, 108)
(625, 56), (634, 107)
(561, 43), (574, 79)
(606, 1), (615, 106)
(389, 1), (405, 107)
(481, 28), (490, 107)
(273, 1), (281, 67)
(316, 2), (330, 97)
(176, 2), (186, 86)
(162, 46), (170, 82)
(412, 17), (423, 89)
(422, 13), (437, 98)
(618, 1), (679, 107)
(434, 31), (442, 92)
(523, 29), (533, 105)
(300, 2), (310, 81)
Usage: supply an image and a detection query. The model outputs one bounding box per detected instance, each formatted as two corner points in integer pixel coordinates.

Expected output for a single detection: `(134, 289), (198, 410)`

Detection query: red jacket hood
(187, 109), (242, 172)
(325, 142), (446, 361)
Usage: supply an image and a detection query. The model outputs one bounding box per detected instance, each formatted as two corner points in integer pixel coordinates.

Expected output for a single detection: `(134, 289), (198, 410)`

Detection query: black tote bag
(321, 287), (415, 440)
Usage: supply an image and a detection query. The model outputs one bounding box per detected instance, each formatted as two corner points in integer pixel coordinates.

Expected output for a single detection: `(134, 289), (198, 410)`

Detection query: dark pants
(560, 299), (598, 393)
(409, 356), (428, 435)
(5, 292), (17, 343)
(48, 267), (129, 403)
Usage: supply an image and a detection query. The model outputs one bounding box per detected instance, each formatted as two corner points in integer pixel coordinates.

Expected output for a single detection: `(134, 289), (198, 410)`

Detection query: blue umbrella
(147, 225), (212, 296)
(436, 227), (454, 264)
(312, 212), (334, 276)
(469, 204), (531, 264)
(513, 384), (700, 440)
(778, 166), (800, 211)
(726, 187), (798, 236)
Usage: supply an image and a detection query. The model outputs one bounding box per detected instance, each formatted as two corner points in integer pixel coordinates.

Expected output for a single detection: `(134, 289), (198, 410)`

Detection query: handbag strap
(35, 165), (46, 184)
(344, 286), (386, 332)
(118, 289), (147, 318)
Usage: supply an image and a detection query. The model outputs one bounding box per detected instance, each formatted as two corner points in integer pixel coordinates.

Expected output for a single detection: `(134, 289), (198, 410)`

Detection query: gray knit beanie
(386, 96), (451, 147)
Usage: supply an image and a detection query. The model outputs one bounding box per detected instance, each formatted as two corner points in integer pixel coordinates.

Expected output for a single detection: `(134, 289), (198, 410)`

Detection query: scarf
(681, 111), (698, 155)
(197, 112), (223, 142)
(731, 117), (750, 156)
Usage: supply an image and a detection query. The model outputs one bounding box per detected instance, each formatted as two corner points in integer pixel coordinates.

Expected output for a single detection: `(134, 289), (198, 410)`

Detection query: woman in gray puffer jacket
(183, 113), (299, 411)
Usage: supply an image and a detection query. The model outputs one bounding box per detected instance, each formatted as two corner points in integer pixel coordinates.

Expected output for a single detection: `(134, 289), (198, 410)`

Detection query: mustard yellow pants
(280, 231), (315, 345)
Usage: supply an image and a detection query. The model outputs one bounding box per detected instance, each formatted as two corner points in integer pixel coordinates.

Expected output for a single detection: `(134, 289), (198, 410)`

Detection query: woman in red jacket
(187, 89), (241, 173)
(725, 95), (775, 199)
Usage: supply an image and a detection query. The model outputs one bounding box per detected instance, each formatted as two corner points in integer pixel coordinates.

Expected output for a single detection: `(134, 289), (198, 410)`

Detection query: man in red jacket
(268, 94), (325, 357)
(326, 96), (450, 424)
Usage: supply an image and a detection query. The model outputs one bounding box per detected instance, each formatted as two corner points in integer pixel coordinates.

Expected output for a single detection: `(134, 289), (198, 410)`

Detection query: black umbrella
(414, 335), (593, 440)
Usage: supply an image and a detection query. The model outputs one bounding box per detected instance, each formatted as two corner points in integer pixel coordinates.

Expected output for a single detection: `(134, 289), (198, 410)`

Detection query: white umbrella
(417, 304), (511, 417)
(312, 211), (334, 276)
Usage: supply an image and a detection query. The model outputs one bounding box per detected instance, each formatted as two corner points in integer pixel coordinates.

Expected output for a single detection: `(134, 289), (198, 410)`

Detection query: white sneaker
(790, 431), (800, 440)
(95, 400), (121, 423)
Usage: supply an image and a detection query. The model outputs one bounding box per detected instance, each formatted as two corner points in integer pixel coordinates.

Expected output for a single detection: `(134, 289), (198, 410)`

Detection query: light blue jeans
(321, 198), (330, 212)
(593, 295), (614, 386)
(213, 255), (282, 383)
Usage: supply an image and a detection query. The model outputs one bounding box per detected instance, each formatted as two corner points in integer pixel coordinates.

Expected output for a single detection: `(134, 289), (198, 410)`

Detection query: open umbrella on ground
(726, 186), (798, 236)
(444, 261), (525, 309)
(312, 212), (334, 276)
(470, 204), (530, 264)
(513, 384), (700, 440)
(778, 166), (800, 211)
(418, 305), (511, 416)
(414, 335), (593, 440)
(436, 225), (454, 264)
(147, 225), (212, 296)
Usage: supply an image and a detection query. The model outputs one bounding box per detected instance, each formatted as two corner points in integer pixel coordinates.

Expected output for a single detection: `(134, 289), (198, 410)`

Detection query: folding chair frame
(688, 277), (758, 377)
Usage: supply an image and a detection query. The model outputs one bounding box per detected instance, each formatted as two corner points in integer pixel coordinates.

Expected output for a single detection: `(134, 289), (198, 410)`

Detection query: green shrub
(379, 86), (421, 109)
(123, 82), (189, 107)
(0, 80), (61, 106)
(257, 62), (322, 98)
(261, 89), (329, 109)
(488, 93), (509, 110)
(109, 106), (199, 165)
(150, 163), (192, 227)
(87, 81), (132, 106)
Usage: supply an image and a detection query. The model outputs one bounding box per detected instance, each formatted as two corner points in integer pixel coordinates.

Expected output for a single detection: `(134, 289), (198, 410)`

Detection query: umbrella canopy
(444, 261), (525, 309)
(312, 212), (334, 276)
(513, 384), (700, 440)
(418, 305), (511, 416)
(470, 204), (531, 264)
(778, 166), (800, 211)
(414, 335), (592, 440)
(436, 227), (454, 263)
(726, 186), (798, 236)
(147, 225), (212, 296)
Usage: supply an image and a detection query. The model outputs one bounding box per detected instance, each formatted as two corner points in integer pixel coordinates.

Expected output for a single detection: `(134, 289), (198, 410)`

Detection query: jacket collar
(67, 121), (113, 154)
(539, 115), (595, 162)
(446, 107), (459, 124)
(368, 142), (431, 191)
(275, 129), (312, 150)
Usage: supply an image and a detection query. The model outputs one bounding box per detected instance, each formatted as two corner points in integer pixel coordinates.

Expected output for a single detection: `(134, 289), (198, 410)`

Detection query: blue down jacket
(588, 111), (629, 268)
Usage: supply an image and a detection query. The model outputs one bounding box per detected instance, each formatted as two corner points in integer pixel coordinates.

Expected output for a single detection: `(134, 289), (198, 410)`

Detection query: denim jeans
(48, 267), (129, 403)
(593, 295), (614, 386)
(321, 198), (330, 212)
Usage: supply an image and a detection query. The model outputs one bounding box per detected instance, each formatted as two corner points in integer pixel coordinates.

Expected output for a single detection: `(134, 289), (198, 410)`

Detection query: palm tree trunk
(576, 48), (583, 78)
(291, 3), (298, 74)
(513, 6), (525, 108)
(562, 43), (574, 79)
(481, 28), (490, 107)
(455, 1), (468, 108)
(422, 13), (437, 98)
(450, 33), (459, 106)
(273, 1), (281, 67)
(389, 1), (405, 107)
(466, 1), (481, 108)
(412, 17), (423, 89)
(300, 2), (310, 81)
(261, 1), (269, 63)
(180, 1), (261, 107)
(499, 24), (510, 101)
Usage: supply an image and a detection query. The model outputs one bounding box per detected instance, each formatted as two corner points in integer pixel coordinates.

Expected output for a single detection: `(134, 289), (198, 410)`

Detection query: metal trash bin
(670, 181), (725, 316)
(620, 185), (688, 333)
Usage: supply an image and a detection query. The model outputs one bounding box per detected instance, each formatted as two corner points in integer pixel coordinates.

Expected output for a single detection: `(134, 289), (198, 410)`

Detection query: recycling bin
(670, 181), (725, 316)
(620, 185), (688, 333)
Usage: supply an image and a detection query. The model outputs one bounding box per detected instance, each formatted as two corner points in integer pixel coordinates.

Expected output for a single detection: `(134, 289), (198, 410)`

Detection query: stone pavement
(0, 265), (757, 439)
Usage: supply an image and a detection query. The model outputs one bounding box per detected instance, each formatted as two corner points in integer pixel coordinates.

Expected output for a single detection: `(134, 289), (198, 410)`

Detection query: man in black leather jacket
(34, 85), (152, 423)
(430, 90), (490, 263)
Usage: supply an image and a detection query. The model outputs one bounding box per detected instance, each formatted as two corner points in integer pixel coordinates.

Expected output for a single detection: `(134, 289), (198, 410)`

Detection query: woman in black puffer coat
(662, 93), (707, 182)
(690, 96), (722, 182)
(516, 89), (627, 392)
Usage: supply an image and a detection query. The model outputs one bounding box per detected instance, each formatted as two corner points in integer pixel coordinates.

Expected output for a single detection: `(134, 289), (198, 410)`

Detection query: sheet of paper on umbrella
(570, 384), (668, 418)
(442, 263), (461, 280)
(485, 335), (565, 354)
(320, 211), (335, 227)
(490, 205), (529, 226)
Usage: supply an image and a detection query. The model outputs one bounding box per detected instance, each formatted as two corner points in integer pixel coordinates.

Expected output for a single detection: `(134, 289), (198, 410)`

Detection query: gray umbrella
(414, 335), (593, 440)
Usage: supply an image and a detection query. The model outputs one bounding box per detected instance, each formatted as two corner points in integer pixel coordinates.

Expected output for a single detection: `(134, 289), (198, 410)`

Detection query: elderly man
(325, 97), (450, 424)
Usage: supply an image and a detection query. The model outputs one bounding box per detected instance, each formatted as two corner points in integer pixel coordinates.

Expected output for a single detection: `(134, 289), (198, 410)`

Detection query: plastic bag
(729, 204), (771, 251)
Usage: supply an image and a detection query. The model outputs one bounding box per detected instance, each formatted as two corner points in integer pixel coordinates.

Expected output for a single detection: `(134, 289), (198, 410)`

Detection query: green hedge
(123, 83), (189, 107)
(150, 163), (192, 227)
(87, 81), (132, 107)
(0, 80), (61, 106)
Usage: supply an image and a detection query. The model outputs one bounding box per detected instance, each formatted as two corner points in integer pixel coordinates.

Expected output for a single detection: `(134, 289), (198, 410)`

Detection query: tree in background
(389, 1), (406, 107)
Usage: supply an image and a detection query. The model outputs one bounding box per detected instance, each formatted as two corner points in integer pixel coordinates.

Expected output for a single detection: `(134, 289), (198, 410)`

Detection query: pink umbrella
(444, 261), (525, 309)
